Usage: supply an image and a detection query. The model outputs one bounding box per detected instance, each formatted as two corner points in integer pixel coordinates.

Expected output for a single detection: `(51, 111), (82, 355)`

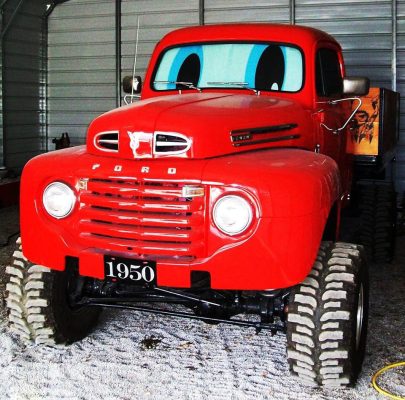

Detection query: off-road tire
(287, 241), (369, 387)
(358, 181), (396, 263)
(5, 238), (101, 345)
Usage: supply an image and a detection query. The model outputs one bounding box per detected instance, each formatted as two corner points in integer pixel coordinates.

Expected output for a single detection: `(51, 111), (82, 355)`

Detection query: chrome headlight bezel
(213, 194), (253, 236)
(42, 181), (76, 219)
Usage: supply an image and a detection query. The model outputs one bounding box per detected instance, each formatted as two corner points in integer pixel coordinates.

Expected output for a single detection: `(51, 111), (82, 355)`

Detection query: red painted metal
(20, 24), (352, 290)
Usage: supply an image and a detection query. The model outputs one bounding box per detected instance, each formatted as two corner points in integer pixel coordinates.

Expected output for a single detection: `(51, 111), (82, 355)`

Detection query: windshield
(153, 42), (303, 92)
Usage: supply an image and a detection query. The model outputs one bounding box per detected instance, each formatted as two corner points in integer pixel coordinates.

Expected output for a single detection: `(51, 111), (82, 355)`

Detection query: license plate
(104, 256), (156, 286)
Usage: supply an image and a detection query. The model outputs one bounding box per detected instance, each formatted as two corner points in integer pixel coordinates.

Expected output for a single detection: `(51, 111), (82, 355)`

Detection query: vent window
(316, 48), (343, 97)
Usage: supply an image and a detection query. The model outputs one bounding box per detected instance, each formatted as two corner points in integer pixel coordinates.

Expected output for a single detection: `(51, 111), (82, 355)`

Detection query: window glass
(316, 48), (343, 97)
(153, 43), (303, 92)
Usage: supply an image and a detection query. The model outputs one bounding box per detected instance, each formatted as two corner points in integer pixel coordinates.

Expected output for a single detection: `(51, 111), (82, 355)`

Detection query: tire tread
(287, 241), (368, 387)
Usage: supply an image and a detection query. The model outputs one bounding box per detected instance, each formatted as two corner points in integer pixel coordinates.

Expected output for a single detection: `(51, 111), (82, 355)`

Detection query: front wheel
(5, 238), (101, 345)
(286, 241), (369, 387)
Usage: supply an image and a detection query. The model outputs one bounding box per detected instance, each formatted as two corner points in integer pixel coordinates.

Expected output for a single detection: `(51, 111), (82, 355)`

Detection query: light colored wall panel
(2, 0), (46, 171)
(48, 0), (199, 145)
(295, 0), (392, 84)
(395, 0), (405, 192)
(120, 0), (199, 88)
(48, 0), (116, 147)
(204, 0), (290, 24)
(44, 0), (404, 193)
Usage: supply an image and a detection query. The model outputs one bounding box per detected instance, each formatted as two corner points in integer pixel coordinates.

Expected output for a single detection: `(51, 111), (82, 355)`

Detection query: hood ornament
(127, 130), (192, 158)
(128, 131), (153, 158)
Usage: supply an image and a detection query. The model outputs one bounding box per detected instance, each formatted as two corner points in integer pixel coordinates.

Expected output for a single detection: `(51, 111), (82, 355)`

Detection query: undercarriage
(74, 278), (289, 334)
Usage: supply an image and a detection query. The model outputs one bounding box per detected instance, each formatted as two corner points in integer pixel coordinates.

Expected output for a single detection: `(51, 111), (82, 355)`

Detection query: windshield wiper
(154, 80), (202, 93)
(207, 81), (259, 95)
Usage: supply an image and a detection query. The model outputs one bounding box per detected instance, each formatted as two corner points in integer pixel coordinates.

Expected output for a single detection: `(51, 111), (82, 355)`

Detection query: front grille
(78, 178), (205, 260)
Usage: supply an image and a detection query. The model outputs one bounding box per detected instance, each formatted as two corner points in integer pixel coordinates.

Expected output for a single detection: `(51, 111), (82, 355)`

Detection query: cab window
(316, 48), (343, 97)
(153, 43), (304, 92)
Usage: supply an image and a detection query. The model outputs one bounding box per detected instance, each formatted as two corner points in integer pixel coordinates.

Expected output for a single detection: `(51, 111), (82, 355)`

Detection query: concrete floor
(0, 205), (404, 399)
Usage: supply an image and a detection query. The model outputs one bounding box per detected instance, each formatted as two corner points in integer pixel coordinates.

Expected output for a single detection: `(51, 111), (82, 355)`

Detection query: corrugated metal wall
(121, 0), (199, 87)
(397, 0), (405, 191)
(47, 0), (199, 148)
(47, 0), (116, 147)
(204, 0), (291, 24)
(1, 0), (46, 171)
(295, 1), (393, 89)
(45, 1), (405, 192)
(294, 0), (403, 188)
(0, 14), (4, 169)
(203, 1), (405, 191)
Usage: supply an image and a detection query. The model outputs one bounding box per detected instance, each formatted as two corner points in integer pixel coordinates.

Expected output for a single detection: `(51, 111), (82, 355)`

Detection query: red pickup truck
(6, 24), (373, 387)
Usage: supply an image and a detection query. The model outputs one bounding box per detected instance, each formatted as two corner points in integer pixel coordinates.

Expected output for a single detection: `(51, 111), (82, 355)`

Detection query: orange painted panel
(346, 87), (380, 156)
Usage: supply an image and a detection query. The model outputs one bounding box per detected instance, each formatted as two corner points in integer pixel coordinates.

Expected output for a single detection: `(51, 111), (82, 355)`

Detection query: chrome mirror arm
(123, 94), (141, 105)
(318, 97), (362, 135)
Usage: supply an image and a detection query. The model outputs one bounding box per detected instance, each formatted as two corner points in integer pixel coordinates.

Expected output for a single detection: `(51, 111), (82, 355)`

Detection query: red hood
(87, 93), (313, 159)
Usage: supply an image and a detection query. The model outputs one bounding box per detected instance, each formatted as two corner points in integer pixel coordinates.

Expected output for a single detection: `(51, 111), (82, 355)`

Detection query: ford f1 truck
(6, 24), (373, 387)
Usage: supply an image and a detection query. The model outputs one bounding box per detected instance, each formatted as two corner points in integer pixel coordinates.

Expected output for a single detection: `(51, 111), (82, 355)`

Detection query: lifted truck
(6, 24), (376, 387)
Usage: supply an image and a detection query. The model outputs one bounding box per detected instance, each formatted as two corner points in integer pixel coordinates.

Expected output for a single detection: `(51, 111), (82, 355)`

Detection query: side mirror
(343, 77), (370, 96)
(123, 75), (142, 94)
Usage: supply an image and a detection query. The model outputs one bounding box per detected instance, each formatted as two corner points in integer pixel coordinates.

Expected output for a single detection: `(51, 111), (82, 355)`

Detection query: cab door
(314, 47), (350, 168)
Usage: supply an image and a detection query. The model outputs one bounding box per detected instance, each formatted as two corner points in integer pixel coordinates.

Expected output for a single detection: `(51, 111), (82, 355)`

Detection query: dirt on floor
(0, 205), (404, 399)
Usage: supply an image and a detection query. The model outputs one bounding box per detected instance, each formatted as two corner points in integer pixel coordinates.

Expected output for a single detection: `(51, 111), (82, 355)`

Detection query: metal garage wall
(120, 1), (200, 102)
(204, 0), (291, 24)
(294, 1), (403, 192)
(46, 0), (405, 192)
(397, 0), (405, 192)
(2, 0), (47, 172)
(204, 0), (392, 87)
(203, 0), (403, 192)
(295, 1), (402, 190)
(47, 0), (199, 146)
(295, 1), (393, 88)
(47, 0), (116, 147)
(0, 16), (3, 169)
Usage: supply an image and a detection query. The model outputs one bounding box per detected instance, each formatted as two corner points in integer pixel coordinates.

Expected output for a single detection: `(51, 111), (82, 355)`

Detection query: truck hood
(87, 93), (313, 160)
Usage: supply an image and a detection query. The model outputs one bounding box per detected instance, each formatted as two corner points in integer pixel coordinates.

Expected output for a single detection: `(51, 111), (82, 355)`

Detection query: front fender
(198, 148), (342, 288)
(203, 148), (341, 219)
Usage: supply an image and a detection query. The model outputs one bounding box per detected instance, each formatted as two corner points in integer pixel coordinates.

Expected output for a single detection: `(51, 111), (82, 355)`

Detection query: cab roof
(158, 23), (340, 49)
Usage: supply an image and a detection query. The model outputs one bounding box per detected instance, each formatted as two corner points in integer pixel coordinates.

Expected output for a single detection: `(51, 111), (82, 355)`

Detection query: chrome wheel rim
(355, 283), (364, 350)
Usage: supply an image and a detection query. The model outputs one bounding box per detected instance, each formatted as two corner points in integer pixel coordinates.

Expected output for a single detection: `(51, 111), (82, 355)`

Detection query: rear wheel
(358, 181), (396, 263)
(287, 241), (369, 387)
(5, 238), (101, 345)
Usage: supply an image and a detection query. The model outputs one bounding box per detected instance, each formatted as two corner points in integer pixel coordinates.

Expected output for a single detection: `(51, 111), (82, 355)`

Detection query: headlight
(43, 182), (76, 219)
(213, 195), (253, 235)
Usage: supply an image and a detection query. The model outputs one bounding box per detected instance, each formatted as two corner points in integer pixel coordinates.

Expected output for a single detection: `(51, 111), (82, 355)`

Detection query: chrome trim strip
(231, 123), (298, 137)
(232, 134), (301, 147)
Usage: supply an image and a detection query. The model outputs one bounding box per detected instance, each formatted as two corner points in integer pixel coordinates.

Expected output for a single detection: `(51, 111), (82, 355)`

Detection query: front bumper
(23, 210), (324, 290)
